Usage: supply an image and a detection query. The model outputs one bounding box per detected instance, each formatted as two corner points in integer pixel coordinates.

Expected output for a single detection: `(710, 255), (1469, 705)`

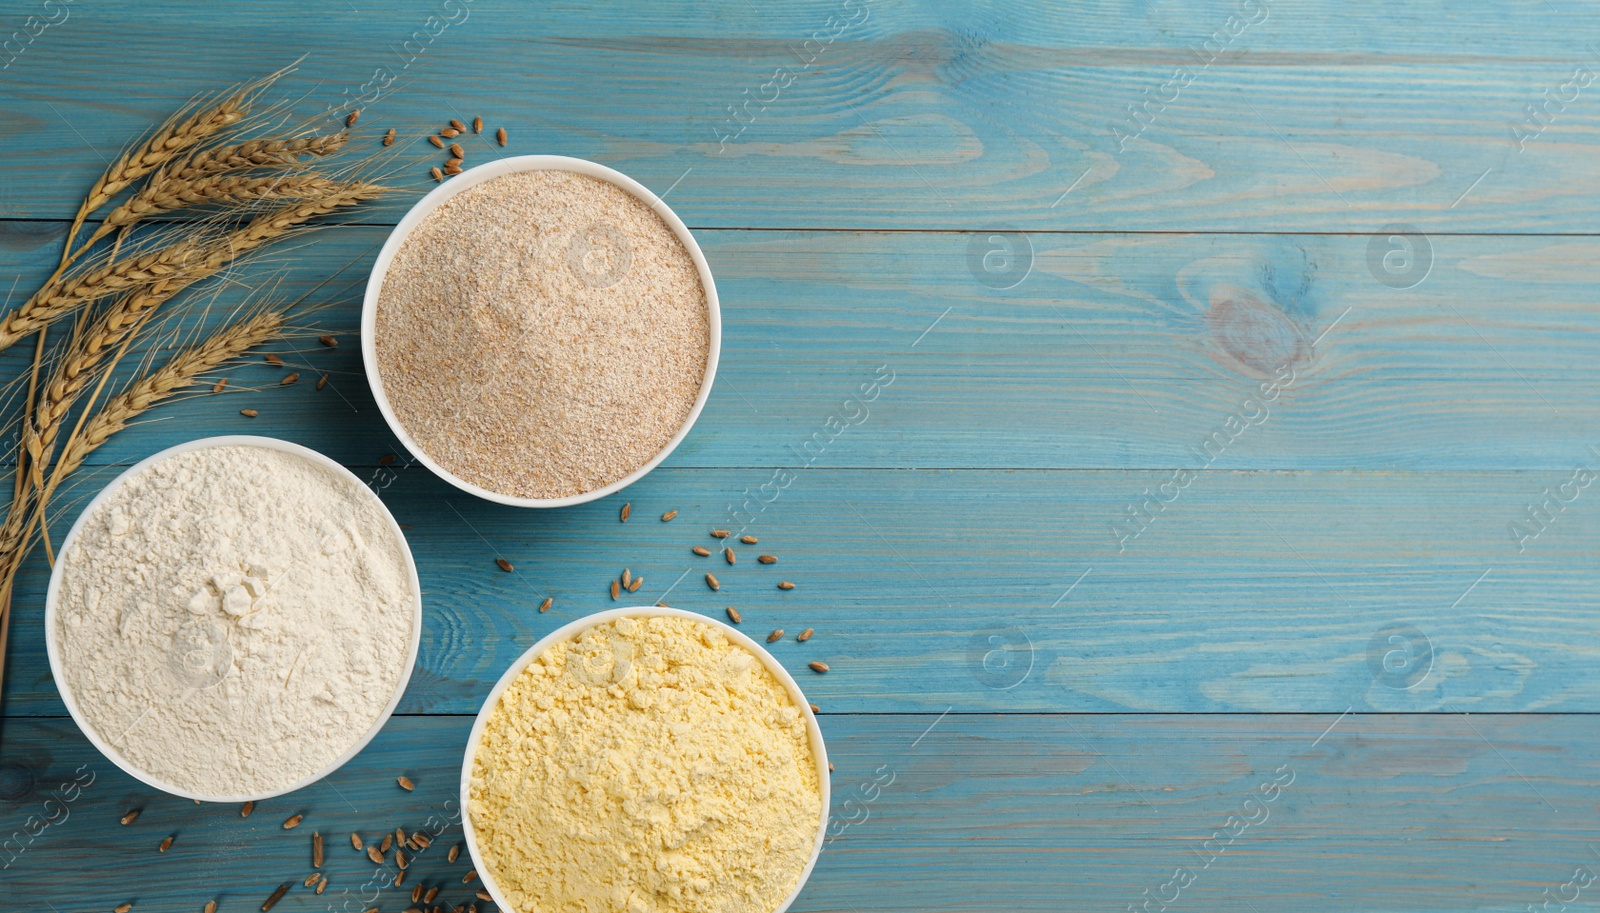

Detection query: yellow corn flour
(467, 615), (823, 913)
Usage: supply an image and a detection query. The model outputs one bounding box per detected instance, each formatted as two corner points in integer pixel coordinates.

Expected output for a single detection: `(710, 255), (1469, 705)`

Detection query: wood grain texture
(3, 714), (1599, 912)
(3, 1), (1600, 231)
(6, 467), (1598, 717)
(1, 223), (1597, 472)
(4, 0), (1600, 905)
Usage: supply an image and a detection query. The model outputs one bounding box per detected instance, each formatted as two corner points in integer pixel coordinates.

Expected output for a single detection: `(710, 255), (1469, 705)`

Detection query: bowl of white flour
(461, 606), (829, 913)
(46, 436), (421, 802)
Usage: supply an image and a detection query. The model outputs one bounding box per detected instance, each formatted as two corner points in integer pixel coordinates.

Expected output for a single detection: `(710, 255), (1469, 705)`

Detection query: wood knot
(0, 762), (38, 802)
(1206, 289), (1306, 376)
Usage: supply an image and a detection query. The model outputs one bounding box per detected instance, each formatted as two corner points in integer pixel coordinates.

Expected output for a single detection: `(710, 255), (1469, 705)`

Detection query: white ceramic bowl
(44, 435), (423, 803)
(361, 155), (722, 508)
(461, 606), (830, 913)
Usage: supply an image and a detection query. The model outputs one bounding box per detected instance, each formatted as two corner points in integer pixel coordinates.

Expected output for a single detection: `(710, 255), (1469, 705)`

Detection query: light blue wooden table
(4, 1), (1600, 910)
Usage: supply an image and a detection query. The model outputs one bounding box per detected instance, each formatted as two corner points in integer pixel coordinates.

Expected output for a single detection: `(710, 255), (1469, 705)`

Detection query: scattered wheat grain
(262, 883), (290, 912)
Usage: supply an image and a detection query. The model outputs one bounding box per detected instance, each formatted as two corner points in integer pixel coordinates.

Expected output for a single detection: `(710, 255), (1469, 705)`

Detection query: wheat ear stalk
(0, 485), (33, 595)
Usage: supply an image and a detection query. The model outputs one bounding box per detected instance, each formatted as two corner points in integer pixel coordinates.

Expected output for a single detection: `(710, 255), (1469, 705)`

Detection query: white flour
(54, 443), (416, 798)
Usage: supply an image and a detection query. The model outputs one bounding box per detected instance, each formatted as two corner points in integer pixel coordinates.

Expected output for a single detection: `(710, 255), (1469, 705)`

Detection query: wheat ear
(80, 174), (348, 250)
(50, 310), (286, 485)
(61, 66), (293, 262)
(89, 181), (383, 353)
(164, 132), (348, 185)
(1, 133), (353, 354)
(0, 238), (208, 353)
(64, 97), (242, 261)
(24, 183), (384, 482)
(213, 180), (387, 256)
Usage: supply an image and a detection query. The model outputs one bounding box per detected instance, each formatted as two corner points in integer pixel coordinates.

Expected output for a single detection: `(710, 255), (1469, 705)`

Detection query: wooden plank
(1, 223), (1598, 472)
(3, 1), (1600, 231)
(3, 713), (1598, 912)
(7, 466), (1600, 717)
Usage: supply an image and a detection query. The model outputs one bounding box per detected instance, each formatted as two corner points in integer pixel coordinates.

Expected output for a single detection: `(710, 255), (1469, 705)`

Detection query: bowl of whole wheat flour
(46, 436), (421, 802)
(364, 155), (720, 508)
(462, 607), (829, 913)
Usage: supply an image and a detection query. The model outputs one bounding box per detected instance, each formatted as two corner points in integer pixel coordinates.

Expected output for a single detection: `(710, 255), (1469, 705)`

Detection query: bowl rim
(360, 154), (722, 508)
(43, 434), (423, 803)
(459, 606), (831, 913)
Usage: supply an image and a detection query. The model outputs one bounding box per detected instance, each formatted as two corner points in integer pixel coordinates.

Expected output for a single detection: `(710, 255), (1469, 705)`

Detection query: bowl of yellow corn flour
(461, 607), (829, 913)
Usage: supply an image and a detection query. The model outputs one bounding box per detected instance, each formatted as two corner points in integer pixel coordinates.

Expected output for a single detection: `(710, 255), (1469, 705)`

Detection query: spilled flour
(53, 443), (416, 798)
(468, 615), (822, 913)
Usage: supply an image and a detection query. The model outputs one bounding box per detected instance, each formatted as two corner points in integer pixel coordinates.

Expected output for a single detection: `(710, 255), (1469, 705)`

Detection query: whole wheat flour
(468, 615), (822, 913)
(54, 443), (415, 797)
(374, 169), (710, 500)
